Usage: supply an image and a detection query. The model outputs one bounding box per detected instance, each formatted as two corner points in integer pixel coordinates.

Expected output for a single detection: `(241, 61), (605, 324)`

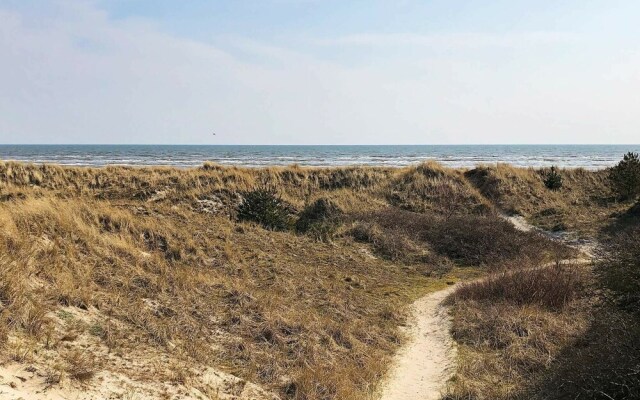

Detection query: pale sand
(0, 304), (279, 400)
(378, 284), (458, 400)
(0, 361), (279, 400)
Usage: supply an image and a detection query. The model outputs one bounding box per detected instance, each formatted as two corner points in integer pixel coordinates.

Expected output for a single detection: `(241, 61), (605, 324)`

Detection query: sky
(1, 0), (639, 145)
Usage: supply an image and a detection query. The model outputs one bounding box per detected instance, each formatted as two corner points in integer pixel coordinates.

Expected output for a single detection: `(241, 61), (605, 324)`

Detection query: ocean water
(0, 145), (638, 169)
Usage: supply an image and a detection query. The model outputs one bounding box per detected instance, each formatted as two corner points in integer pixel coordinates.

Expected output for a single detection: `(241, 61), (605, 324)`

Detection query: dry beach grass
(0, 160), (635, 399)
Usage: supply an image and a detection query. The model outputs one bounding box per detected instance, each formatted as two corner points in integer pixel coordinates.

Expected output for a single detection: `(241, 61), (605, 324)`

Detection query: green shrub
(609, 152), (640, 200)
(543, 166), (563, 191)
(237, 188), (294, 231)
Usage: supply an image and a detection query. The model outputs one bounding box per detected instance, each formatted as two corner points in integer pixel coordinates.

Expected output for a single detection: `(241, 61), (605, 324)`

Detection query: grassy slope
(443, 264), (593, 400)
(444, 166), (639, 400)
(0, 161), (488, 399)
(0, 161), (627, 400)
(465, 164), (624, 233)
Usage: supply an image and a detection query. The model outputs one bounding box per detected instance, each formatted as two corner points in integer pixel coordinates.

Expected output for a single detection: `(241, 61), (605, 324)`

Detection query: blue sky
(1, 0), (639, 144)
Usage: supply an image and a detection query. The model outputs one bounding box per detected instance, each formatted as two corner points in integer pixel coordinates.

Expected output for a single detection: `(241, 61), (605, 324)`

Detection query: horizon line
(1, 143), (639, 147)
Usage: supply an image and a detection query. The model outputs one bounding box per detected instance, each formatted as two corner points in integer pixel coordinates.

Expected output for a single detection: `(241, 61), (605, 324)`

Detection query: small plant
(10, 342), (34, 362)
(65, 350), (97, 381)
(609, 152), (640, 200)
(57, 310), (74, 321)
(44, 366), (63, 386)
(543, 166), (563, 191)
(237, 188), (294, 231)
(88, 324), (105, 338)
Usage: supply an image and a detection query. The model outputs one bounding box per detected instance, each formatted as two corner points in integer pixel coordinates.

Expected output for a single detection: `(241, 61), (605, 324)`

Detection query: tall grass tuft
(448, 265), (583, 310)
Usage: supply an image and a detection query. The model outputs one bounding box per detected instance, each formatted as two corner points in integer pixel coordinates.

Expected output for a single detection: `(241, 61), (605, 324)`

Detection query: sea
(0, 145), (638, 170)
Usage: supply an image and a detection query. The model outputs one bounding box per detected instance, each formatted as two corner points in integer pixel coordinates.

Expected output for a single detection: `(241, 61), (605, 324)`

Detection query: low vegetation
(0, 194), (435, 399)
(465, 164), (622, 232)
(295, 197), (343, 241)
(597, 224), (640, 311)
(353, 209), (572, 268)
(543, 166), (563, 191)
(443, 264), (591, 400)
(0, 160), (518, 399)
(526, 219), (640, 400)
(0, 157), (636, 399)
(237, 187), (295, 230)
(448, 265), (583, 310)
(608, 151), (640, 200)
(442, 153), (640, 400)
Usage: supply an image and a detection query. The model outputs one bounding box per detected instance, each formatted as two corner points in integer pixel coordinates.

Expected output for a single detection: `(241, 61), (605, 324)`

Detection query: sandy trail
(379, 214), (595, 400)
(378, 283), (458, 400)
(504, 214), (598, 257)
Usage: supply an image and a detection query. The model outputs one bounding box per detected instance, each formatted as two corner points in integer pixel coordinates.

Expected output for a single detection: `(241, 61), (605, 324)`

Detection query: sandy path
(378, 284), (458, 400)
(379, 214), (595, 400)
(504, 214), (597, 257)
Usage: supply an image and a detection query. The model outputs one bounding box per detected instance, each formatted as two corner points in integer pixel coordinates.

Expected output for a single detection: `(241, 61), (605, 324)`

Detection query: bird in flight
(212, 132), (216, 136)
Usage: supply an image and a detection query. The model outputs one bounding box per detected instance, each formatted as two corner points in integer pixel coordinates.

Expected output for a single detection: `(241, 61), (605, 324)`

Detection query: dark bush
(543, 166), (563, 191)
(430, 215), (567, 266)
(296, 198), (342, 241)
(630, 201), (640, 217)
(609, 152), (640, 200)
(428, 215), (517, 265)
(237, 188), (294, 231)
(597, 225), (640, 312)
(354, 208), (571, 267)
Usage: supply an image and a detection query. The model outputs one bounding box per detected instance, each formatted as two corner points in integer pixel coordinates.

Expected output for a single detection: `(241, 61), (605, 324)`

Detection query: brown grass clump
(596, 224), (640, 311)
(424, 215), (572, 267)
(44, 366), (64, 386)
(349, 221), (426, 263)
(64, 350), (98, 381)
(449, 265), (583, 310)
(521, 206), (640, 400)
(529, 306), (640, 400)
(522, 219), (639, 399)
(523, 233), (640, 400)
(0, 324), (8, 347)
(295, 197), (343, 242)
(387, 162), (491, 216)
